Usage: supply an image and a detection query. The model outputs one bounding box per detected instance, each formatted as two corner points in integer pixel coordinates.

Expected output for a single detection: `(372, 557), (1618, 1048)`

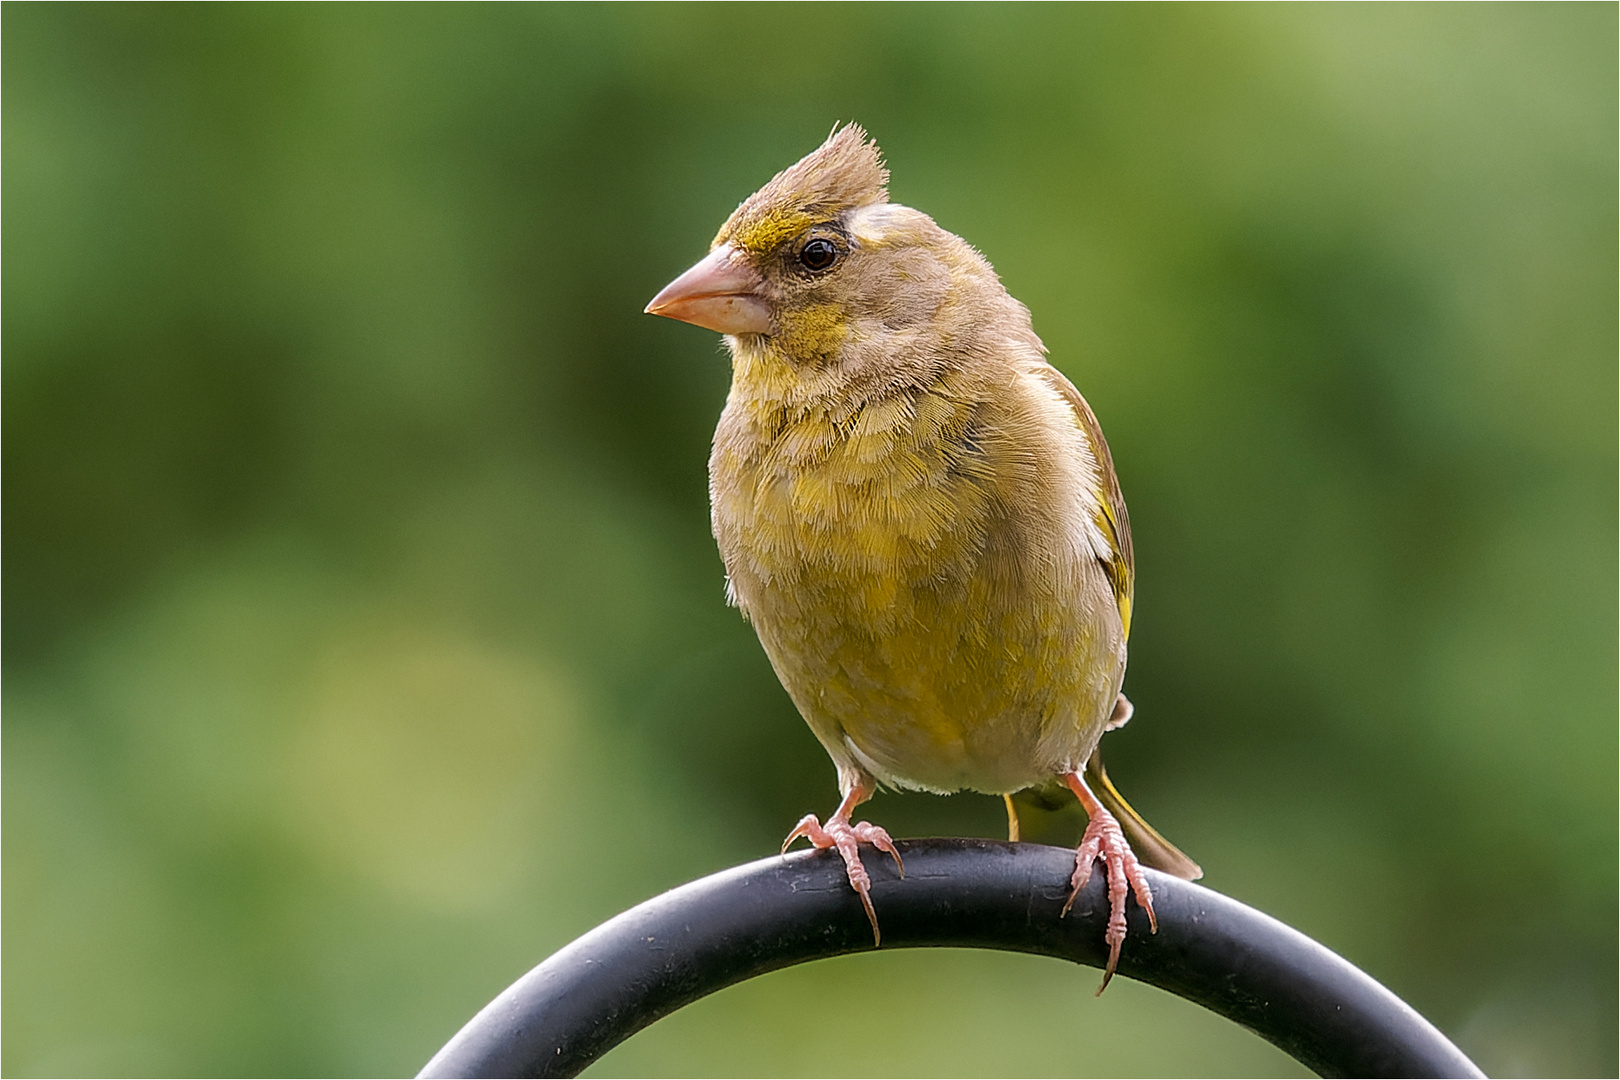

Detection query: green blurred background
(4, 4), (1615, 1077)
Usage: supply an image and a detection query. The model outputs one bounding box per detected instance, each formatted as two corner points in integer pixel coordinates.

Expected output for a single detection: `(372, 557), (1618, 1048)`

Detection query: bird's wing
(1038, 365), (1134, 640)
(1034, 369), (1200, 880)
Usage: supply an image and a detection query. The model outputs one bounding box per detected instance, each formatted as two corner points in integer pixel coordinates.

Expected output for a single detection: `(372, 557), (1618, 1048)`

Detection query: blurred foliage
(3, 4), (1614, 1077)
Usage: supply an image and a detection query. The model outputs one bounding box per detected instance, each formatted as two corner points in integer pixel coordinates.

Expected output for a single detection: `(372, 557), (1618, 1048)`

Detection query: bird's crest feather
(716, 124), (889, 255)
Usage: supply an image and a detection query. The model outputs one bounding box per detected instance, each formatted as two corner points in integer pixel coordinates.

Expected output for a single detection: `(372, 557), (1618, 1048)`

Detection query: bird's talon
(1064, 785), (1154, 993)
(781, 814), (823, 854)
(856, 883), (880, 946)
(779, 813), (897, 944)
(852, 821), (905, 877)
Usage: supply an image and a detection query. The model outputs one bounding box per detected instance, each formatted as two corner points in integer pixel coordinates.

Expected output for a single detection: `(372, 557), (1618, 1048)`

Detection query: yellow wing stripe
(1041, 366), (1135, 640)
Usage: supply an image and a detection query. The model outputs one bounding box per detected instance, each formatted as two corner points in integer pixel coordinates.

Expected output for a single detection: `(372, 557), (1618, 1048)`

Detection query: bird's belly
(747, 564), (1122, 795)
(711, 376), (1126, 795)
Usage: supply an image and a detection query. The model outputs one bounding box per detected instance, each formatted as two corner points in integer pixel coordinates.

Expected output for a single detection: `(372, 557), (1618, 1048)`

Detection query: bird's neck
(717, 333), (992, 569)
(724, 334), (945, 444)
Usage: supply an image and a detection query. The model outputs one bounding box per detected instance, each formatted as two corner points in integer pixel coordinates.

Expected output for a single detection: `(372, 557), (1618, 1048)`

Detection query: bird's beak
(645, 245), (771, 335)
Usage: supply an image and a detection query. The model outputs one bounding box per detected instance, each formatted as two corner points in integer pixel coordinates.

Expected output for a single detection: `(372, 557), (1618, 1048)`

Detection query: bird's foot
(1060, 785), (1156, 994)
(782, 814), (904, 945)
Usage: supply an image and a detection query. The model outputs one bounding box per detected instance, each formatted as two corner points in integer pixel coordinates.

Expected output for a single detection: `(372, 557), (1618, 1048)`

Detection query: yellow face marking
(721, 209), (819, 256)
(775, 302), (848, 363)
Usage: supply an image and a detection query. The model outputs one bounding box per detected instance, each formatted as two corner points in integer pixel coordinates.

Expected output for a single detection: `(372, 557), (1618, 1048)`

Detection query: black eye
(798, 237), (838, 272)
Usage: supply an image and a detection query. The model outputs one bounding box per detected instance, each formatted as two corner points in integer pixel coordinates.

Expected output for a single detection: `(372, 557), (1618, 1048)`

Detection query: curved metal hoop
(418, 839), (1483, 1079)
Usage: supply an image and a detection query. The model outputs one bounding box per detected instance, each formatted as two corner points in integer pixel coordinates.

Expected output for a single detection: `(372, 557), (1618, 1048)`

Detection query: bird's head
(647, 124), (1024, 372)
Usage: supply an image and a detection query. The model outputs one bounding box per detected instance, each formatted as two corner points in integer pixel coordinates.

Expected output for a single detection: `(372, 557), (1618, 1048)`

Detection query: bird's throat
(715, 341), (994, 606)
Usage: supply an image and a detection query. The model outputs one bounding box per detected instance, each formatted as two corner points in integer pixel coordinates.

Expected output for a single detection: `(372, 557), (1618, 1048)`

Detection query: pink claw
(782, 814), (904, 945)
(1060, 771), (1156, 994)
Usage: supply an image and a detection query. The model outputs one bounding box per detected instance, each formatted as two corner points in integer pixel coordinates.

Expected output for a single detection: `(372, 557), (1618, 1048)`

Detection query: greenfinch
(647, 125), (1199, 988)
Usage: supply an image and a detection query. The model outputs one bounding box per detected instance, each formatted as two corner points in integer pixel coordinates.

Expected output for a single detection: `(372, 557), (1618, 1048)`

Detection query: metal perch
(418, 838), (1484, 1079)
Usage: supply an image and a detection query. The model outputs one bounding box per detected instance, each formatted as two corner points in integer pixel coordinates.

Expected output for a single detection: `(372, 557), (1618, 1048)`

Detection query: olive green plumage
(647, 124), (1198, 962)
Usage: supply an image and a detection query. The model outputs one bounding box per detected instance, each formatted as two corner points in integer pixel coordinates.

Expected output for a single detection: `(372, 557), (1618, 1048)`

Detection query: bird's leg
(1060, 769), (1156, 994)
(782, 779), (904, 945)
(1003, 793), (1021, 842)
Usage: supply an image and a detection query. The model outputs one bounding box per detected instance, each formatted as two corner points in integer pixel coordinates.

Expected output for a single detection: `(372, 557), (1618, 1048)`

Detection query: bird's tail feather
(1085, 748), (1202, 881)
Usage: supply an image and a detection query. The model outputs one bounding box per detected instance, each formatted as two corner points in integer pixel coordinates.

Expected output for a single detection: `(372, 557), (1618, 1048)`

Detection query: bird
(645, 124), (1199, 990)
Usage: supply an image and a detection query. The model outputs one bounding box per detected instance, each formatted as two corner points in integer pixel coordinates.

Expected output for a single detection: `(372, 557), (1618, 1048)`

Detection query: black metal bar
(417, 838), (1484, 1079)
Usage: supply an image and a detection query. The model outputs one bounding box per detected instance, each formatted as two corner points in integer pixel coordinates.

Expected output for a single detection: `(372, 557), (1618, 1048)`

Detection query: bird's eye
(798, 237), (838, 272)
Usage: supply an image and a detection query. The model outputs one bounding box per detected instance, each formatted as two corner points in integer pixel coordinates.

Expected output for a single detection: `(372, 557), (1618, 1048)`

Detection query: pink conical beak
(645, 245), (771, 335)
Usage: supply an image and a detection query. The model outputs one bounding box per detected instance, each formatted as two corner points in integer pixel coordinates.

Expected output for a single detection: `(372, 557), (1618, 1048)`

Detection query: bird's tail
(1084, 748), (1202, 881)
